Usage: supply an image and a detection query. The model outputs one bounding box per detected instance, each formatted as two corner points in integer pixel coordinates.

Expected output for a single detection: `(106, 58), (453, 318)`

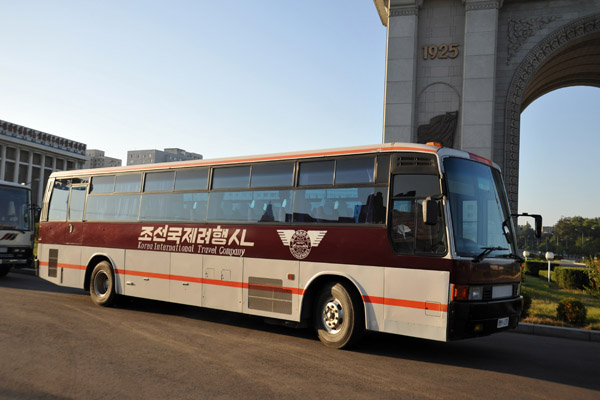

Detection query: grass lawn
(522, 275), (600, 330)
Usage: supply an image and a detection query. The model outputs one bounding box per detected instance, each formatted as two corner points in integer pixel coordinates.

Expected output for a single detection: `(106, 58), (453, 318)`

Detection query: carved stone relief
(417, 111), (458, 148)
(506, 16), (561, 65)
(503, 14), (600, 212)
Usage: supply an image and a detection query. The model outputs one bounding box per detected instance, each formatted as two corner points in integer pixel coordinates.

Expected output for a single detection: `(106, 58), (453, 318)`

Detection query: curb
(512, 322), (600, 342)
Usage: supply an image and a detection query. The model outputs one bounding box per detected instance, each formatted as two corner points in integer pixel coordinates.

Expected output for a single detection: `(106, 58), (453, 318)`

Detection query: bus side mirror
(512, 213), (543, 238)
(423, 197), (439, 225)
(533, 215), (542, 238)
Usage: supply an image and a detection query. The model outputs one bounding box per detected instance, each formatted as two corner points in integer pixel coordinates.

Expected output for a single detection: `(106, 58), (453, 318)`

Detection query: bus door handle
(182, 282), (189, 286)
(68, 224), (73, 233)
(143, 277), (150, 281)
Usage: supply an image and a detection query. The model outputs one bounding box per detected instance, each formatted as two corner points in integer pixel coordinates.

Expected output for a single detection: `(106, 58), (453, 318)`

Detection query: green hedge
(538, 269), (555, 282)
(553, 267), (590, 290)
(524, 260), (558, 277)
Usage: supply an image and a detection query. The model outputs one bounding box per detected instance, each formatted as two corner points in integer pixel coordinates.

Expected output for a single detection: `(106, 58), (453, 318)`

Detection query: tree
(517, 222), (536, 250)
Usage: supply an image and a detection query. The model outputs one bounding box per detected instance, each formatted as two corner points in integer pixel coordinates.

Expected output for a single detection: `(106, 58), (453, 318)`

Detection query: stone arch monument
(374, 0), (600, 212)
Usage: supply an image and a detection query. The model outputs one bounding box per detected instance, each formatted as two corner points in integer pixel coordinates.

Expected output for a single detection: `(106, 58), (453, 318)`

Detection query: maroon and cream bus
(37, 143), (533, 348)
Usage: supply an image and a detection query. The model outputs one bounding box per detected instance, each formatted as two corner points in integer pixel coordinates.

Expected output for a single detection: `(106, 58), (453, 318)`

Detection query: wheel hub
(93, 272), (109, 298)
(322, 299), (344, 333)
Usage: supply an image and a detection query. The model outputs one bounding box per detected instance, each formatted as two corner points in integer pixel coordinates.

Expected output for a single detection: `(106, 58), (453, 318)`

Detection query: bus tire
(0, 266), (10, 277)
(314, 281), (364, 349)
(89, 261), (117, 307)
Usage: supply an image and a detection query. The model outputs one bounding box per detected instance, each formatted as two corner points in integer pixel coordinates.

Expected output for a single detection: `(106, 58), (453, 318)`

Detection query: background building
(0, 119), (86, 206)
(84, 149), (122, 169)
(127, 148), (203, 166)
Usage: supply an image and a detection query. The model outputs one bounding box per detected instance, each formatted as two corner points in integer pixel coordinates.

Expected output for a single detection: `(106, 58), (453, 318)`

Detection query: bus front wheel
(314, 281), (364, 349)
(0, 266), (10, 277)
(90, 261), (116, 307)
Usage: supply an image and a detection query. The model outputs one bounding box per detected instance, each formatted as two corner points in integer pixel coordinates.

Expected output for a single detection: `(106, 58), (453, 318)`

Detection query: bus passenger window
(250, 163), (294, 188)
(175, 168), (209, 191)
(335, 157), (374, 184)
(293, 187), (386, 224)
(86, 195), (140, 221)
(68, 186), (87, 221)
(298, 161), (334, 186)
(212, 166), (251, 189)
(115, 174), (141, 193)
(144, 171), (175, 192)
(48, 180), (70, 220)
(90, 176), (115, 194)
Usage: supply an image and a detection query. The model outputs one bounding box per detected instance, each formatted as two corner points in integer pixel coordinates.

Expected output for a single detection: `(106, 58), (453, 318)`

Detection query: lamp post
(545, 252), (554, 282)
(523, 250), (530, 261)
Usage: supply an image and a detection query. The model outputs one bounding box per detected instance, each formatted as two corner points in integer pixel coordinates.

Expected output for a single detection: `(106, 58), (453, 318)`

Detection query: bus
(37, 143), (539, 348)
(0, 181), (35, 277)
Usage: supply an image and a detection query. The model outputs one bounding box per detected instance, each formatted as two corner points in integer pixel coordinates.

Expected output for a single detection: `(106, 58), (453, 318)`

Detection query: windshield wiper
(496, 253), (525, 262)
(473, 247), (508, 263)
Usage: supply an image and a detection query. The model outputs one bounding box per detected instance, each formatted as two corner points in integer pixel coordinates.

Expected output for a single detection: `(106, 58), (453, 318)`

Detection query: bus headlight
(452, 285), (484, 301)
(469, 286), (484, 301)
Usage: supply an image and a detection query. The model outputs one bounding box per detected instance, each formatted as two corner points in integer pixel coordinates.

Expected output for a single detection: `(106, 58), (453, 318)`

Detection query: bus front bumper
(447, 296), (522, 340)
(0, 258), (30, 265)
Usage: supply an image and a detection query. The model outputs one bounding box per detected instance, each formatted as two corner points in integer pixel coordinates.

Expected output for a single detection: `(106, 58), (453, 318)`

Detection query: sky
(519, 86), (600, 226)
(0, 1), (598, 226)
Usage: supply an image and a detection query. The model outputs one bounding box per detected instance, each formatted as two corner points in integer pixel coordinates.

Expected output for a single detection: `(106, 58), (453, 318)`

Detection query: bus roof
(0, 180), (31, 190)
(50, 142), (497, 178)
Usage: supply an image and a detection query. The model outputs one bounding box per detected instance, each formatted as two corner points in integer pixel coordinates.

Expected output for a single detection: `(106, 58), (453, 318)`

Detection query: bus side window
(390, 174), (446, 255)
(293, 187), (386, 224)
(68, 186), (87, 221)
(391, 200), (415, 252)
(48, 179), (71, 221)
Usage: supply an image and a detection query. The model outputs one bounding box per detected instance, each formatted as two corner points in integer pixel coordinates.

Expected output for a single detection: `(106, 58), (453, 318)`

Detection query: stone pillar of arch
(380, 0), (504, 159)
(502, 13), (600, 213)
(375, 0), (600, 214)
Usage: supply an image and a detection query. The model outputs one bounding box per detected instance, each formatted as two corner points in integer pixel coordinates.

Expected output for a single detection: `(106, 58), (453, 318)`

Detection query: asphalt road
(1, 271), (599, 400)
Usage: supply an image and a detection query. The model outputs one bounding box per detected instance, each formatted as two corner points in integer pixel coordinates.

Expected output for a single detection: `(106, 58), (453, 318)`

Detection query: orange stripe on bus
(362, 295), (448, 312)
(39, 262), (444, 311)
(38, 260), (85, 270)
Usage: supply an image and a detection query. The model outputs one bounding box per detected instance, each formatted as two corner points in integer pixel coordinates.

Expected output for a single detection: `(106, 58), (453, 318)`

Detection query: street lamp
(545, 251), (554, 282)
(523, 250), (530, 261)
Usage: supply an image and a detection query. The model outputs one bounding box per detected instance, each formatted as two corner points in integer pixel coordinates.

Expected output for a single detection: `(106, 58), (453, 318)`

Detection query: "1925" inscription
(423, 44), (459, 60)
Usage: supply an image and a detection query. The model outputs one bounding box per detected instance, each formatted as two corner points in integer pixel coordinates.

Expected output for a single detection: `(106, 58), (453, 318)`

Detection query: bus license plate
(497, 317), (509, 328)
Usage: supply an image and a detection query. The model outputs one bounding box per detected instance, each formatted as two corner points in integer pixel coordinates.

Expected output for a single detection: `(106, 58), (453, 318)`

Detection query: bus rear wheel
(90, 261), (116, 307)
(314, 281), (364, 349)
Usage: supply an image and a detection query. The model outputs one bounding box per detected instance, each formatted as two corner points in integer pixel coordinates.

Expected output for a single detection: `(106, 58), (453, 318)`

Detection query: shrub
(521, 292), (532, 319)
(524, 260), (558, 276)
(553, 267), (590, 290)
(585, 258), (600, 298)
(556, 297), (587, 326)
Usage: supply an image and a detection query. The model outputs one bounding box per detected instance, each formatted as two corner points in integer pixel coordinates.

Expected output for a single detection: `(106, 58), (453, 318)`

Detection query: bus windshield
(444, 157), (515, 260)
(0, 185), (31, 231)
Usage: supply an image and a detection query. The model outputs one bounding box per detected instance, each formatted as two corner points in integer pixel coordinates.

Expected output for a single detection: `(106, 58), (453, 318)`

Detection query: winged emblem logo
(277, 229), (327, 260)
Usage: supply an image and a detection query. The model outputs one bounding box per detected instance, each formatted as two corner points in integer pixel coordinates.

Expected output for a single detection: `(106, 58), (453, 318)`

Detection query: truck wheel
(314, 281), (364, 349)
(0, 266), (11, 277)
(89, 261), (117, 307)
